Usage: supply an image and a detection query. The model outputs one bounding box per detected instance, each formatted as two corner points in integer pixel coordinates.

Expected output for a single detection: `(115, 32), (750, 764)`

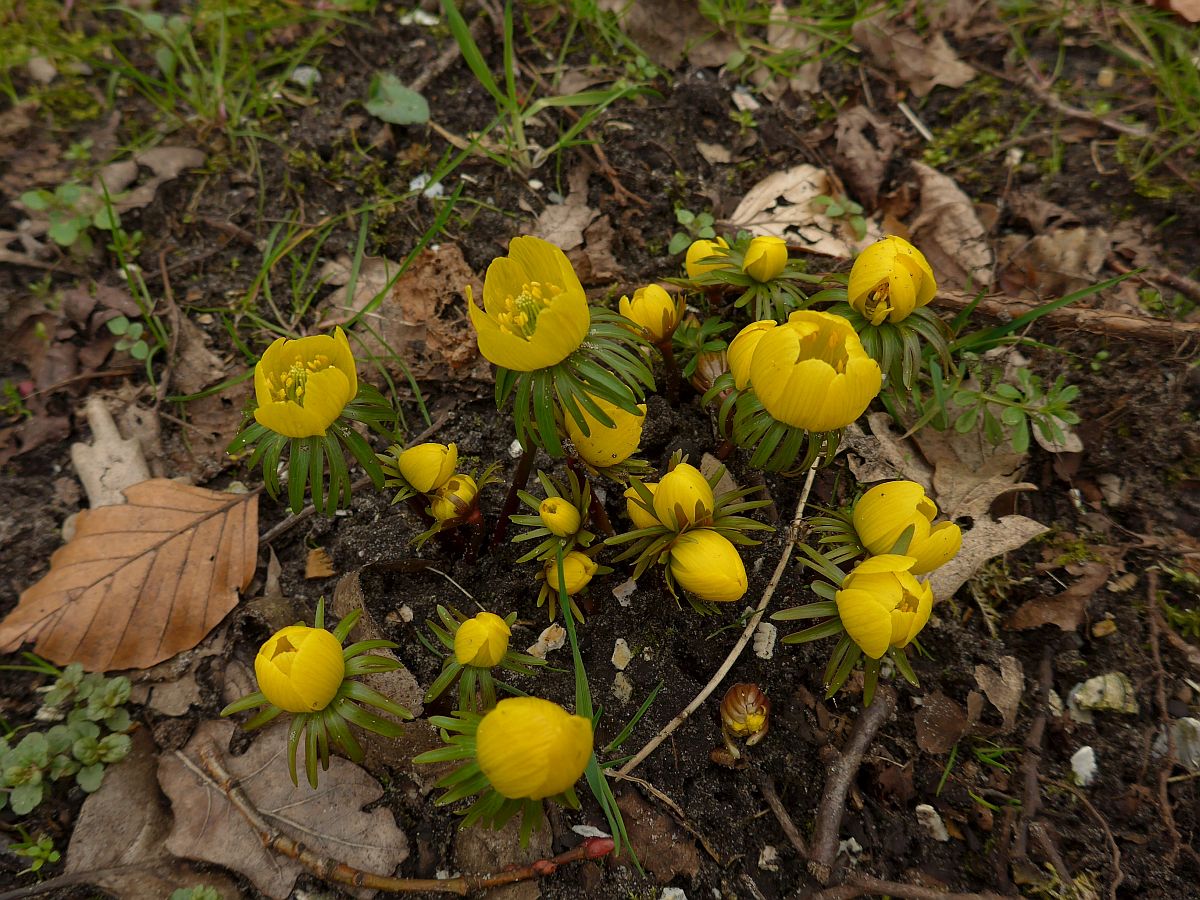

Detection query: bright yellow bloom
(747, 310), (881, 432)
(397, 442), (458, 493)
(476, 697), (593, 800)
(852, 481), (962, 576)
(847, 235), (937, 325)
(653, 462), (714, 530)
(835, 555), (934, 659)
(454, 611), (511, 667)
(669, 529), (748, 602)
(254, 625), (345, 713)
(624, 483), (659, 529)
(742, 235), (788, 282)
(685, 237), (730, 279)
(429, 474), (478, 523)
(539, 497), (582, 537)
(564, 395), (646, 469)
(253, 327), (357, 438)
(619, 284), (683, 341)
(468, 236), (590, 372)
(544, 551), (598, 595)
(727, 320), (777, 391)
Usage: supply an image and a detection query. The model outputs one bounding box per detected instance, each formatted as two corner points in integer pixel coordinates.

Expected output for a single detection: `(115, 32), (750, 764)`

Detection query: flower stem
(658, 339), (681, 404)
(566, 456), (614, 536)
(492, 447), (534, 548)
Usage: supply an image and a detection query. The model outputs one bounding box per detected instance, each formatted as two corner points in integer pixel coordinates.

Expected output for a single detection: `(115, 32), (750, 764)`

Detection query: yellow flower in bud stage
(624, 483), (659, 529)
(468, 236), (590, 372)
(727, 320), (777, 390)
(852, 481), (962, 576)
(742, 235), (789, 282)
(653, 463), (714, 530)
(544, 551), (598, 595)
(539, 497), (582, 538)
(397, 442), (458, 493)
(429, 474), (478, 523)
(619, 284), (683, 342)
(748, 310), (881, 432)
(454, 612), (511, 668)
(254, 625), (346, 713)
(476, 697), (593, 800)
(669, 529), (748, 602)
(253, 327), (357, 438)
(564, 395), (646, 469)
(835, 555), (934, 660)
(685, 237), (730, 279)
(847, 235), (937, 325)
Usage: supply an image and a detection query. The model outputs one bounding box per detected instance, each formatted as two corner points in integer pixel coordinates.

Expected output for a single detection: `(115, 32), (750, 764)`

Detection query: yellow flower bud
(852, 481), (962, 576)
(685, 237), (730, 279)
(253, 327), (357, 438)
(727, 320), (776, 391)
(539, 497), (582, 538)
(835, 554), (934, 659)
(476, 697), (593, 800)
(397, 442), (458, 493)
(454, 611), (511, 668)
(742, 235), (788, 282)
(544, 551), (598, 595)
(624, 483), (659, 529)
(564, 395), (646, 469)
(653, 463), (714, 530)
(429, 474), (478, 523)
(721, 683), (770, 743)
(619, 284), (683, 341)
(254, 625), (345, 713)
(847, 235), (937, 325)
(669, 529), (748, 602)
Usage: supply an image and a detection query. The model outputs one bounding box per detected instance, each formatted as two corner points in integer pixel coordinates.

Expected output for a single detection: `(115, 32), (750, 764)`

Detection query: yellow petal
(852, 481), (930, 555)
(669, 530), (748, 602)
(476, 697), (592, 800)
(653, 463), (714, 530)
(330, 326), (358, 399)
(685, 237), (731, 279)
(908, 521), (962, 575)
(481, 255), (530, 316)
(742, 235), (788, 282)
(255, 625), (345, 712)
(539, 497), (582, 537)
(254, 400), (326, 438)
(454, 612), (511, 667)
(545, 551), (598, 594)
(565, 396), (645, 468)
(254, 338), (287, 407)
(624, 483), (660, 529)
(727, 320), (776, 390)
(398, 443), (458, 493)
(507, 235), (584, 300)
(835, 588), (894, 659)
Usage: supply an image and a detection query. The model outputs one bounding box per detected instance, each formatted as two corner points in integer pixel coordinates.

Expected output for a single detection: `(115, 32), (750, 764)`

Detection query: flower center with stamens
(267, 354), (333, 407)
(895, 588), (920, 614)
(865, 282), (892, 319)
(796, 327), (849, 373)
(495, 281), (562, 340)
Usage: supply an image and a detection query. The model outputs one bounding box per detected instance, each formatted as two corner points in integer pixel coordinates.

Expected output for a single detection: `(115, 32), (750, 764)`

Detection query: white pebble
(915, 804), (949, 842)
(1071, 746), (1098, 786)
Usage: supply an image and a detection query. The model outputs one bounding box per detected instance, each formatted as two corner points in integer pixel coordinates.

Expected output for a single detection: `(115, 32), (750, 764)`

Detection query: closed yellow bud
(476, 697), (593, 800)
(253, 327), (357, 438)
(544, 551), (598, 595)
(254, 625), (345, 713)
(685, 237), (730, 279)
(727, 320), (776, 391)
(653, 463), (714, 530)
(835, 555), (933, 659)
(397, 442), (458, 493)
(454, 612), (511, 667)
(669, 530), (748, 602)
(429, 474), (478, 523)
(847, 235), (937, 325)
(624, 483), (659, 529)
(539, 497), (582, 538)
(742, 235), (789, 282)
(852, 481), (962, 575)
(564, 395), (646, 469)
(619, 284), (683, 341)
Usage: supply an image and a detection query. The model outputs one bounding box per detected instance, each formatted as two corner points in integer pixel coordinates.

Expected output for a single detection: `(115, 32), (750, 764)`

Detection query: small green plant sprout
(945, 366), (1080, 454)
(9, 830), (60, 877)
(106, 315), (158, 364)
(220, 598), (413, 789)
(1, 379), (32, 422)
(668, 207), (717, 256)
(509, 469), (597, 563)
(228, 327), (396, 515)
(169, 887), (222, 900)
(811, 193), (867, 240)
(424, 607), (546, 712)
(20, 182), (120, 255)
(364, 72), (430, 126)
(535, 550), (611, 622)
(684, 231), (824, 321)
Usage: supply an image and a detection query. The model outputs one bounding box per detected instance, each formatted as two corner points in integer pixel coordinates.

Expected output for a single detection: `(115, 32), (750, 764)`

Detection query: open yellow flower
(430, 474), (478, 523)
(619, 284), (683, 342)
(847, 235), (937, 325)
(727, 320), (777, 390)
(685, 236), (730, 279)
(669, 529), (747, 602)
(397, 442), (458, 493)
(742, 235), (788, 282)
(653, 462), (714, 530)
(747, 310), (881, 432)
(624, 483), (659, 529)
(454, 612), (511, 668)
(254, 327), (357, 438)
(468, 236), (590, 371)
(476, 697), (593, 800)
(539, 497), (582, 538)
(835, 555), (933, 659)
(564, 395), (646, 469)
(852, 481), (962, 575)
(544, 551), (598, 595)
(254, 625), (346, 713)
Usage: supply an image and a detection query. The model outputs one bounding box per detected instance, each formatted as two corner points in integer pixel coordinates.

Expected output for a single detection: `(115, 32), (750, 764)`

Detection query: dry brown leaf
(618, 789), (702, 884)
(159, 719), (409, 899)
(834, 106), (899, 211)
(0, 479), (257, 671)
(454, 810), (550, 900)
(305, 547), (336, 579)
(852, 12), (975, 96)
(915, 692), (968, 754)
(910, 163), (993, 290)
(1006, 561), (1110, 632)
(997, 227), (1111, 298)
(974, 656), (1024, 734)
(530, 166), (597, 251)
(597, 0), (737, 69)
(1155, 0), (1200, 22)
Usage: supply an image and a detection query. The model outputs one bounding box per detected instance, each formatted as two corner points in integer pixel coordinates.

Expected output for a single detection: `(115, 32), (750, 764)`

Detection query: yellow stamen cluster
(495, 281), (562, 340)
(264, 354), (333, 408)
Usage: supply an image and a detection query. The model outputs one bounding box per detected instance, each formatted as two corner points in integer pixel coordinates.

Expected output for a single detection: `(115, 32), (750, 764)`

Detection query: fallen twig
(1044, 777), (1124, 900)
(755, 770), (808, 857)
(609, 770), (721, 862)
(1146, 570), (1187, 867)
(809, 874), (1007, 900)
(1013, 644), (1054, 862)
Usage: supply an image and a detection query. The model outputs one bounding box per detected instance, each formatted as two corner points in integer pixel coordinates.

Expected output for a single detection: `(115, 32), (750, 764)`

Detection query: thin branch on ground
(754, 770), (808, 857)
(609, 770), (721, 862)
(1107, 255), (1200, 306)
(1043, 777), (1123, 900)
(1146, 569), (1188, 867)
(808, 873), (1007, 900)
(1013, 644), (1054, 862)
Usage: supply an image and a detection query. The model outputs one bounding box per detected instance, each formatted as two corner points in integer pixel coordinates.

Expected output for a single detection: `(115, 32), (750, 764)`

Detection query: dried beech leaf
(974, 656), (1024, 734)
(915, 691), (968, 754)
(305, 547), (336, 579)
(0, 479), (257, 671)
(1006, 561), (1109, 632)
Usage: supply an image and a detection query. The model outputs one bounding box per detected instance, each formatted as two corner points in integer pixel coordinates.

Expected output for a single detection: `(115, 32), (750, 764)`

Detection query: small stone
(1068, 672), (1138, 723)
(612, 672), (633, 704)
(27, 55), (57, 84)
(1071, 746), (1097, 786)
(1153, 718), (1200, 773)
(837, 836), (863, 859)
(508, 439), (523, 459)
(660, 889), (688, 900)
(915, 804), (949, 842)
(612, 578), (638, 607)
(1091, 617), (1117, 638)
(1097, 67), (1116, 88)
(528, 179), (544, 191)
(289, 65), (321, 88)
(526, 623), (566, 659)
(758, 845), (780, 872)
(398, 9), (438, 25)
(571, 825), (610, 839)
(611, 638), (633, 670)
(753, 621), (777, 660)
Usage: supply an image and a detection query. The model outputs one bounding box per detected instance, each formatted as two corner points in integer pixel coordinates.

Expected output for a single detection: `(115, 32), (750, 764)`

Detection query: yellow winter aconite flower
(742, 235), (788, 282)
(397, 442), (458, 493)
(254, 327), (357, 438)
(454, 612), (511, 668)
(476, 697), (593, 800)
(669, 529), (748, 602)
(564, 395), (646, 469)
(619, 284), (683, 342)
(852, 481), (962, 576)
(835, 555), (934, 660)
(254, 625), (346, 713)
(747, 310), (881, 432)
(544, 551), (598, 595)
(653, 462), (714, 530)
(430, 474), (478, 523)
(624, 483), (659, 529)
(468, 236), (590, 372)
(727, 320), (777, 390)
(847, 235), (937, 325)
(539, 497), (582, 538)
(685, 236), (730, 279)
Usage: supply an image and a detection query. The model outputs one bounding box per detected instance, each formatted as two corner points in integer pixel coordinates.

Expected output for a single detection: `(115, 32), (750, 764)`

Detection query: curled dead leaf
(1006, 561), (1110, 632)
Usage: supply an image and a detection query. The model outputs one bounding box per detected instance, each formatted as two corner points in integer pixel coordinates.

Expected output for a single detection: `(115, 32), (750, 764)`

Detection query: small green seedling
(668, 207), (716, 256)
(106, 315), (155, 361)
(20, 183), (120, 254)
(9, 831), (61, 877)
(812, 193), (866, 240)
